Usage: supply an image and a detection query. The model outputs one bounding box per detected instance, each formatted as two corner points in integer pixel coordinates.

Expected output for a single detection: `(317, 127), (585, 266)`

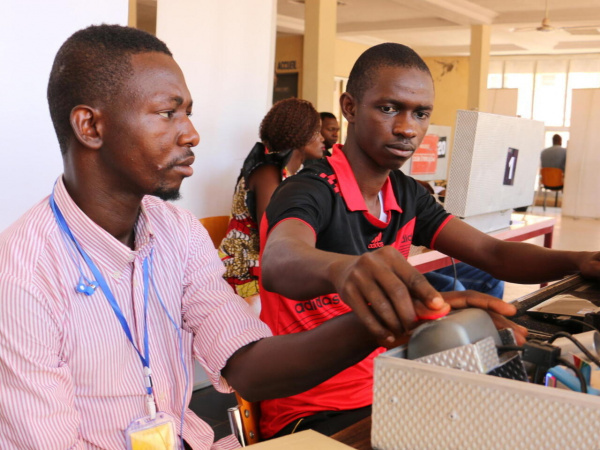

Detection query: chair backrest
(540, 167), (564, 188)
(199, 216), (230, 247)
(234, 392), (262, 445)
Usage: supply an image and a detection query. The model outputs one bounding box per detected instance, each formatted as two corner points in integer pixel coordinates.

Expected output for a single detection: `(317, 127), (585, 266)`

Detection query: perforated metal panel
(445, 110), (544, 220)
(372, 348), (600, 449)
(415, 336), (500, 374)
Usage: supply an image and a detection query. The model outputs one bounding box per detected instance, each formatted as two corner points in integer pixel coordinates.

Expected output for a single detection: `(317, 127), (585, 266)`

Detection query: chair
(231, 392), (262, 445)
(539, 167), (564, 211)
(200, 215), (262, 444)
(199, 215), (230, 247)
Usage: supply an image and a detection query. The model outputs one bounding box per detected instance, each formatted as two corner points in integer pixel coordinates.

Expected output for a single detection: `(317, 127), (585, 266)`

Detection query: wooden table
(407, 214), (556, 274)
(331, 416), (372, 450)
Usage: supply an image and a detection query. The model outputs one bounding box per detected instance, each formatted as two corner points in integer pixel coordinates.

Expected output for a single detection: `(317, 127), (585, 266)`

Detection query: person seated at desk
(218, 98), (325, 305)
(1, 26), (508, 449)
(541, 133), (567, 172)
(259, 42), (600, 439)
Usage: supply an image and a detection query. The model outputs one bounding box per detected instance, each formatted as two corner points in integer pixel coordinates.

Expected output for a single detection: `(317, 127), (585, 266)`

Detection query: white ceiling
(277, 0), (600, 56)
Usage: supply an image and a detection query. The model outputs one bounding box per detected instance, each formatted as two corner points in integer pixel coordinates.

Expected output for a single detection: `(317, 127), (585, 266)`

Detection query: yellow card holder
(126, 412), (177, 450)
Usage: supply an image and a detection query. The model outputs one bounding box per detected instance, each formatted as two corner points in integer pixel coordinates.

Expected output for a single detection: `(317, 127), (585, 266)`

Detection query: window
(533, 60), (568, 126)
(565, 59), (600, 127)
(488, 56), (600, 128)
(503, 60), (535, 119)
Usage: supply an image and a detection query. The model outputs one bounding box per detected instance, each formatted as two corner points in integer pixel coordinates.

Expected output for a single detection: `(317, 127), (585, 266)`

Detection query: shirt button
(128, 254), (135, 262)
(112, 271), (120, 280)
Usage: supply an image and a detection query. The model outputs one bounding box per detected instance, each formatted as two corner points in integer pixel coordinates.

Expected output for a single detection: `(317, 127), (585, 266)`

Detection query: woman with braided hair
(218, 98), (325, 310)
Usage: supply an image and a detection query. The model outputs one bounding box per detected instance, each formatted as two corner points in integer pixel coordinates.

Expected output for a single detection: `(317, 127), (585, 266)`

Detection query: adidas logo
(368, 232), (384, 249)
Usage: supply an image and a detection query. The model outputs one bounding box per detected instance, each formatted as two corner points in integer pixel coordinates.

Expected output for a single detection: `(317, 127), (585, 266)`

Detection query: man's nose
(392, 113), (417, 139)
(181, 119), (200, 147)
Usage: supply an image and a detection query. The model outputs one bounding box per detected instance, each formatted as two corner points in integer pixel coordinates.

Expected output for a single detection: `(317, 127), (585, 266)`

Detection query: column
(303, 0), (337, 112)
(128, 0), (137, 27)
(467, 24), (491, 112)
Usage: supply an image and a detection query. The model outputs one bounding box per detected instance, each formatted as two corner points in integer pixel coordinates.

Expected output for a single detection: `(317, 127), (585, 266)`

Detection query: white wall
(0, 1), (128, 232)
(157, 0), (277, 219)
(156, 0), (277, 390)
(562, 89), (600, 219)
(1, 0), (277, 230)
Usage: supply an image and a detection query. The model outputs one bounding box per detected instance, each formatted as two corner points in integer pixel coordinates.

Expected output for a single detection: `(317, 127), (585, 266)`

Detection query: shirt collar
(328, 144), (402, 213)
(52, 176), (155, 271)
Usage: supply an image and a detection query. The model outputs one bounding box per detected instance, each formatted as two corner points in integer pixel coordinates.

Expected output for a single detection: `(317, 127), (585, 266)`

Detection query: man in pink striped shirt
(0, 25), (423, 449)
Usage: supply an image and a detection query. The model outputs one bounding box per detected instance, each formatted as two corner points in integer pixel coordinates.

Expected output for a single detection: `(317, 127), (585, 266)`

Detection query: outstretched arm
(223, 290), (526, 401)
(222, 312), (379, 401)
(434, 218), (600, 284)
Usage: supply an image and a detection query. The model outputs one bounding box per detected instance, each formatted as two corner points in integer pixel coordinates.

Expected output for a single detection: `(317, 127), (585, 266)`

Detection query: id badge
(125, 412), (178, 450)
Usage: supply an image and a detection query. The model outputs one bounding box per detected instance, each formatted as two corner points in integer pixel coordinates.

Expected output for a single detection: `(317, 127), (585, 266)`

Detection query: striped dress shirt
(0, 176), (272, 449)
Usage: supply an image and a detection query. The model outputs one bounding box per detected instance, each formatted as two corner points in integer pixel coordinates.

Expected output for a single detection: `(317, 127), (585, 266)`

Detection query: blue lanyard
(49, 192), (153, 397)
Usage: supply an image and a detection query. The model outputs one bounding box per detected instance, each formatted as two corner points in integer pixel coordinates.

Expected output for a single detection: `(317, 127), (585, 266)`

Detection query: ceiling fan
(511, 0), (600, 34)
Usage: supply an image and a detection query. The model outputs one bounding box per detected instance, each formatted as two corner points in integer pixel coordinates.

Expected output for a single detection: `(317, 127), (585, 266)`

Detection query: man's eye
(415, 111), (430, 120)
(186, 112), (193, 117)
(380, 106), (397, 113)
(158, 111), (174, 119)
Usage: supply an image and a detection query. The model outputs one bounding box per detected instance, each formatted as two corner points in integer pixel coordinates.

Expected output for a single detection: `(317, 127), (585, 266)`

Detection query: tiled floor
(191, 203), (600, 441)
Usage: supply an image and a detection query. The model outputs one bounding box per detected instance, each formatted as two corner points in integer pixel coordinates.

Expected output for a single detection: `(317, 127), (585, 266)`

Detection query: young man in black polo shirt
(258, 43), (600, 438)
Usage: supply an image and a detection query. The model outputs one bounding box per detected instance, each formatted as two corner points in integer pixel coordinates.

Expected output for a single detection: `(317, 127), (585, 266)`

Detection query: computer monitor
(400, 124), (451, 182)
(444, 110), (544, 233)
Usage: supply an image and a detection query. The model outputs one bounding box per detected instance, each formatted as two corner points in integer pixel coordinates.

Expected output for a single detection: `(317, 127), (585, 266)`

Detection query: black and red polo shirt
(257, 144), (452, 438)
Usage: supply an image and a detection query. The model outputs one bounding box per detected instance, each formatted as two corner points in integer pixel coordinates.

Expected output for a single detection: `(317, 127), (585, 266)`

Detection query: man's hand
(329, 246), (450, 344)
(374, 291), (528, 349)
(440, 290), (528, 345)
(580, 252), (600, 280)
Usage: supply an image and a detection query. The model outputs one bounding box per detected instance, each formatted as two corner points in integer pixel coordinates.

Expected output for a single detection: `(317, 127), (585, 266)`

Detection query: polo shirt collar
(52, 176), (155, 272)
(328, 144), (402, 213)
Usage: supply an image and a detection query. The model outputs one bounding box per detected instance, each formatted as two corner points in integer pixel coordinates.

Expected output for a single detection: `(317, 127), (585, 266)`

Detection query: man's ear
(340, 92), (357, 124)
(70, 105), (103, 150)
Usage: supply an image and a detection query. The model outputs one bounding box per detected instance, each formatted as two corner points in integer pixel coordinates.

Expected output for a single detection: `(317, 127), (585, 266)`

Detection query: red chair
(539, 168), (564, 210)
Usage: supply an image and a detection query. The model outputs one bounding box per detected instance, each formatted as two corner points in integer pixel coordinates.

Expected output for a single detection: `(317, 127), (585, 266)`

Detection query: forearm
(261, 223), (355, 300)
(468, 240), (591, 283)
(222, 313), (380, 401)
(436, 218), (595, 284)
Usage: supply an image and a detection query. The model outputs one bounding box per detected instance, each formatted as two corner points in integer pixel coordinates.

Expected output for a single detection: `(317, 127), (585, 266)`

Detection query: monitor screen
(444, 110), (544, 232)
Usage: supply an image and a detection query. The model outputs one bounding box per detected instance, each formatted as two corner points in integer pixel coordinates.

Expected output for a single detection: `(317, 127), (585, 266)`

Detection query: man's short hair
(552, 134), (562, 146)
(346, 43), (431, 101)
(47, 24), (172, 153)
(320, 112), (336, 121)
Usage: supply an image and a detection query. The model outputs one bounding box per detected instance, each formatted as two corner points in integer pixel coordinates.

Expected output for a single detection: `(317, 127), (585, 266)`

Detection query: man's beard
(152, 186), (181, 201)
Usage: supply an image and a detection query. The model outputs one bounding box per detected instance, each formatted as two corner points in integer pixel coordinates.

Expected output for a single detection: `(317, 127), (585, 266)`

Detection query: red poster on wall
(411, 134), (439, 175)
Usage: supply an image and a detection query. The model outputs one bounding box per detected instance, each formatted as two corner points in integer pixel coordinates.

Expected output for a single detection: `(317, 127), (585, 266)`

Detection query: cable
(148, 250), (189, 450)
(558, 357), (588, 394)
(547, 331), (600, 367)
(450, 257), (457, 291)
(497, 340), (592, 392)
(556, 317), (600, 333)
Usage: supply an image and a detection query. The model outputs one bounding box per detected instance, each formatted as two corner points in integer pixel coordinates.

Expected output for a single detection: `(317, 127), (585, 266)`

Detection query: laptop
(526, 281), (600, 321)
